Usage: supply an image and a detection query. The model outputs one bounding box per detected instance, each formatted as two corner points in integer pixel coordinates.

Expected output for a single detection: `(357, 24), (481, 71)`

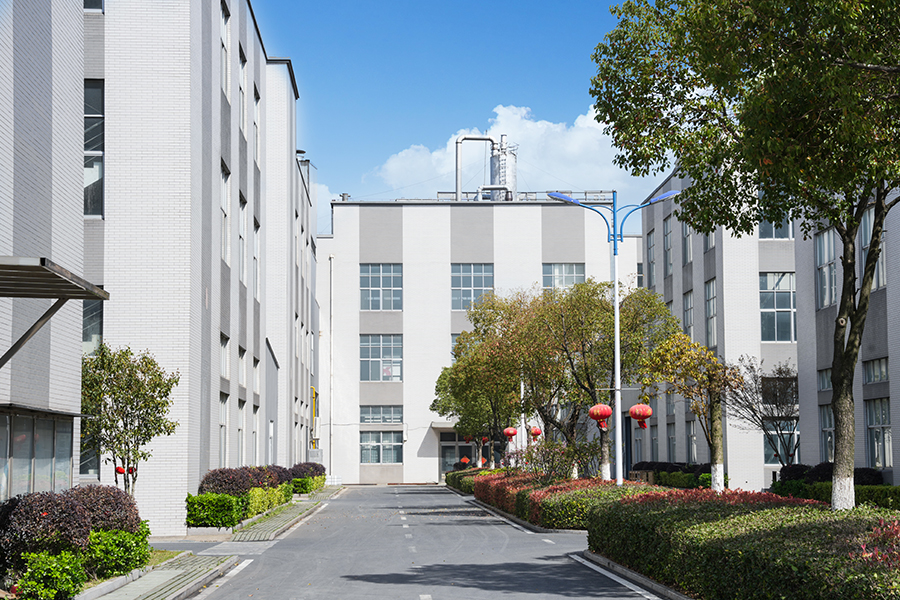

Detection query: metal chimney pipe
(456, 134), (498, 202)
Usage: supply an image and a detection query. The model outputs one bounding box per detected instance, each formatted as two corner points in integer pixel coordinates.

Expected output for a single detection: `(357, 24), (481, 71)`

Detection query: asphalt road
(154, 486), (657, 600)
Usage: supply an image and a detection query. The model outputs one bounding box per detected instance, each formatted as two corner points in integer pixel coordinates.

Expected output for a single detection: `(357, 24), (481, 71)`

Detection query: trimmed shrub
(804, 461), (834, 483)
(185, 493), (244, 528)
(278, 482), (293, 504)
(854, 467), (884, 486)
(533, 480), (668, 529)
(290, 462), (326, 480)
(242, 465), (280, 489)
(15, 550), (87, 600)
(247, 487), (274, 517)
(772, 480), (900, 509)
(0, 491), (91, 573)
(657, 471), (698, 488)
(198, 468), (255, 496)
(779, 463), (811, 482)
(65, 485), (141, 533)
(266, 465), (293, 485)
(293, 475), (326, 494)
(85, 521), (151, 578)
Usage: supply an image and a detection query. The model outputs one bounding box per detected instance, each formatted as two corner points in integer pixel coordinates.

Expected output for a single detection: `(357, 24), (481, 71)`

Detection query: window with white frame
(860, 206), (886, 290)
(251, 405), (259, 464)
(666, 390), (675, 416)
(253, 357), (260, 394)
(705, 279), (717, 348)
(83, 298), (103, 356)
(221, 165), (230, 264)
(239, 48), (247, 132)
(682, 290), (693, 339)
(360, 431), (403, 464)
(360, 264), (402, 310)
(703, 230), (715, 252)
(452, 264), (493, 309)
(253, 89), (261, 163)
(650, 424), (659, 461)
(2, 414), (74, 500)
(633, 435), (643, 464)
(866, 398), (892, 468)
(360, 406), (403, 424)
(360, 335), (402, 382)
(238, 347), (246, 388)
(239, 196), (247, 282)
(84, 80), (104, 216)
(667, 423), (676, 460)
(682, 221), (692, 265)
(686, 420), (697, 463)
(815, 229), (836, 309)
(646, 230), (656, 288)
(759, 217), (793, 239)
(760, 272), (796, 342)
(763, 420), (799, 465)
(451, 333), (460, 363)
(220, 2), (230, 94)
(84, 0), (103, 9)
(637, 263), (643, 287)
(817, 368), (832, 391)
(220, 334), (230, 379)
(253, 220), (260, 298)
(819, 404), (834, 462)
(864, 358), (889, 384)
(542, 263), (585, 289)
(219, 393), (228, 468)
(663, 216), (673, 277)
(237, 399), (245, 466)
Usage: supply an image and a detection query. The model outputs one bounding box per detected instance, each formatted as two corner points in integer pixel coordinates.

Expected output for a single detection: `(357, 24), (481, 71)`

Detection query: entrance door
(439, 431), (475, 478)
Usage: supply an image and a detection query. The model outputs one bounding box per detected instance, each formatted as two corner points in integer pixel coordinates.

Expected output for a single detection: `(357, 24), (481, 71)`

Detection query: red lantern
(503, 427), (517, 440)
(629, 404), (653, 429)
(589, 404), (613, 429)
(115, 466), (125, 474)
(464, 435), (473, 443)
(481, 436), (489, 445)
(128, 467), (134, 474)
(530, 426), (541, 438)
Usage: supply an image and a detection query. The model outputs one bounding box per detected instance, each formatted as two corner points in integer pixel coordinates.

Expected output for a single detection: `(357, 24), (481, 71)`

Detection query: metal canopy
(0, 257), (108, 371)
(0, 257), (108, 300)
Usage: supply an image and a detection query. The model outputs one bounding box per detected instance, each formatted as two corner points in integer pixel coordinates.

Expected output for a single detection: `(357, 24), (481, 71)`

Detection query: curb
(75, 551), (194, 600)
(580, 550), (693, 600)
(166, 555), (239, 600)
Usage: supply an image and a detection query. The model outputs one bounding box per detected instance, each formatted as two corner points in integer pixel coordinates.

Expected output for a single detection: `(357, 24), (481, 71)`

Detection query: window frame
(360, 431), (403, 464)
(646, 230), (656, 288)
(452, 263), (494, 309)
(866, 398), (892, 469)
(682, 290), (693, 339)
(759, 272), (797, 342)
(360, 264), (403, 311)
(681, 221), (692, 265)
(815, 229), (836, 309)
(360, 334), (403, 382)
(663, 216), (673, 277)
(859, 206), (886, 290)
(704, 278), (717, 348)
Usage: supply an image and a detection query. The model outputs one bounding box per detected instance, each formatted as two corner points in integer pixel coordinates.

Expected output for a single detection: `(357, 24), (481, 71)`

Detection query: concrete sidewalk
(78, 486), (343, 600)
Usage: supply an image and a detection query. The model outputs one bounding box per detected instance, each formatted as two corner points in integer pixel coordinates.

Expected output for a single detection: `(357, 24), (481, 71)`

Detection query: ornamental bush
(533, 480), (667, 529)
(0, 491), (91, 574)
(779, 463), (812, 482)
(84, 521), (151, 578)
(804, 461), (834, 483)
(293, 475), (326, 494)
(657, 470), (698, 488)
(266, 464), (293, 485)
(290, 462), (326, 480)
(771, 480), (900, 509)
(242, 465), (280, 489)
(185, 493), (244, 528)
(15, 550), (87, 600)
(65, 485), (141, 533)
(198, 467), (255, 497)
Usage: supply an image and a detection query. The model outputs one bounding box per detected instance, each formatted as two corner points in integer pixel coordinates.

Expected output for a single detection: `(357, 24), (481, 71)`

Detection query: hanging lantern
(481, 436), (489, 445)
(503, 427), (517, 440)
(629, 403), (653, 429)
(530, 426), (541, 439)
(128, 467), (134, 474)
(464, 435), (473, 443)
(589, 404), (613, 429)
(115, 466), (125, 474)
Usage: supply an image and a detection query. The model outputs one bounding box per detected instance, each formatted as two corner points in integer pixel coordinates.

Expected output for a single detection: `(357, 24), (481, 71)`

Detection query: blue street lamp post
(549, 189), (680, 486)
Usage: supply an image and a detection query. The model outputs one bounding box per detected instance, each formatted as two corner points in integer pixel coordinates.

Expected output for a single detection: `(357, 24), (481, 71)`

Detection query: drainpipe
(456, 134), (498, 202)
(328, 254), (335, 478)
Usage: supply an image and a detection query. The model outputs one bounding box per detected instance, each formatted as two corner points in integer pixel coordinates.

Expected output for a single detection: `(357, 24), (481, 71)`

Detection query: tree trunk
(599, 428), (611, 480)
(831, 381), (856, 510)
(710, 393), (725, 491)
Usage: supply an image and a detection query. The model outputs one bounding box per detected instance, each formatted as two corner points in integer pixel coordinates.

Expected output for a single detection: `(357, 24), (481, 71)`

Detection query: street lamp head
(548, 192), (580, 205)
(647, 190), (681, 205)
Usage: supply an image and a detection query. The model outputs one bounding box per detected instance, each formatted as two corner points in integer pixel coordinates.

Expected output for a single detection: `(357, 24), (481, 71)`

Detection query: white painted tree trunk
(711, 463), (725, 492)
(833, 475), (855, 510)
(601, 461), (611, 481)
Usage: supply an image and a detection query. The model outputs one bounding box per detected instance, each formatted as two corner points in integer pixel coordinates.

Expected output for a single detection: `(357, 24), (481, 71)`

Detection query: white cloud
(372, 105), (662, 204)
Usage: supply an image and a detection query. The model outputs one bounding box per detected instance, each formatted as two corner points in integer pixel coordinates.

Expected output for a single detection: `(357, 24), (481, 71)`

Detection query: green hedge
(293, 475), (326, 494)
(16, 550), (87, 600)
(185, 493), (245, 528)
(771, 480), (900, 509)
(84, 521), (151, 579)
(586, 488), (900, 600)
(657, 470), (698, 488)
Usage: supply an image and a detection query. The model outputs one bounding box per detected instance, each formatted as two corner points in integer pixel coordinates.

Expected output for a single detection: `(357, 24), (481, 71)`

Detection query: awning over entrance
(0, 257), (108, 371)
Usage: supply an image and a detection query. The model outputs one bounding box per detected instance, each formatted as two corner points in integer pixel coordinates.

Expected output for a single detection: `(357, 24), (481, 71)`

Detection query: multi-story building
(316, 190), (640, 484)
(639, 173), (798, 490)
(1, 1), (107, 503)
(796, 197), (899, 484)
(81, 0), (317, 535)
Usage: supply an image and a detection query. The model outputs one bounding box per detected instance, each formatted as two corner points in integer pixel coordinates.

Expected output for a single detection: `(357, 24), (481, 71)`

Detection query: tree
(591, 0), (900, 508)
(726, 356), (800, 468)
(82, 343), (180, 495)
(640, 333), (743, 491)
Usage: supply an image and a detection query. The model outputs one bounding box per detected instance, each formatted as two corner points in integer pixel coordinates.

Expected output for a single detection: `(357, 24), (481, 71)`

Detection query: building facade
(317, 195), (640, 484)
(639, 173), (798, 491)
(81, 0), (316, 535)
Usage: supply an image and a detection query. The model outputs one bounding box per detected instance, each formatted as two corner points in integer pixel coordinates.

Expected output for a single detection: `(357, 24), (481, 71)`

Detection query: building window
(817, 368), (832, 391)
(253, 220), (260, 298)
(633, 435), (643, 464)
(2, 415), (73, 501)
(219, 394), (228, 468)
(253, 357), (260, 394)
(636, 263), (644, 287)
(239, 48), (247, 133)
(252, 405), (259, 464)
(360, 431), (403, 464)
(360, 264), (402, 310)
(254, 89), (261, 164)
(686, 420), (697, 463)
(646, 230), (656, 288)
(866, 398), (892, 469)
(864, 358), (889, 384)
(667, 423), (676, 461)
(220, 2), (230, 94)
(703, 230), (715, 252)
(83, 299), (103, 355)
(763, 420), (800, 465)
(239, 196), (247, 282)
(860, 206), (886, 290)
(650, 425), (659, 461)
(220, 334), (230, 379)
(360, 335), (402, 382)
(237, 400), (245, 466)
(360, 406), (403, 424)
(760, 272), (796, 342)
(815, 229), (836, 309)
(819, 405), (834, 462)
(84, 80), (104, 216)
(759, 217), (793, 239)
(452, 263), (494, 309)
(682, 221), (692, 265)
(84, 0), (103, 9)
(682, 291), (693, 339)
(542, 263), (585, 290)
(663, 216), (673, 277)
(238, 347), (246, 388)
(451, 334), (460, 363)
(221, 165), (230, 264)
(704, 279), (717, 348)
(665, 390), (675, 416)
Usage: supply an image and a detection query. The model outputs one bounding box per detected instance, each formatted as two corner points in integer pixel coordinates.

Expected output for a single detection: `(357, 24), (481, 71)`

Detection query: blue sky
(251, 1), (665, 232)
